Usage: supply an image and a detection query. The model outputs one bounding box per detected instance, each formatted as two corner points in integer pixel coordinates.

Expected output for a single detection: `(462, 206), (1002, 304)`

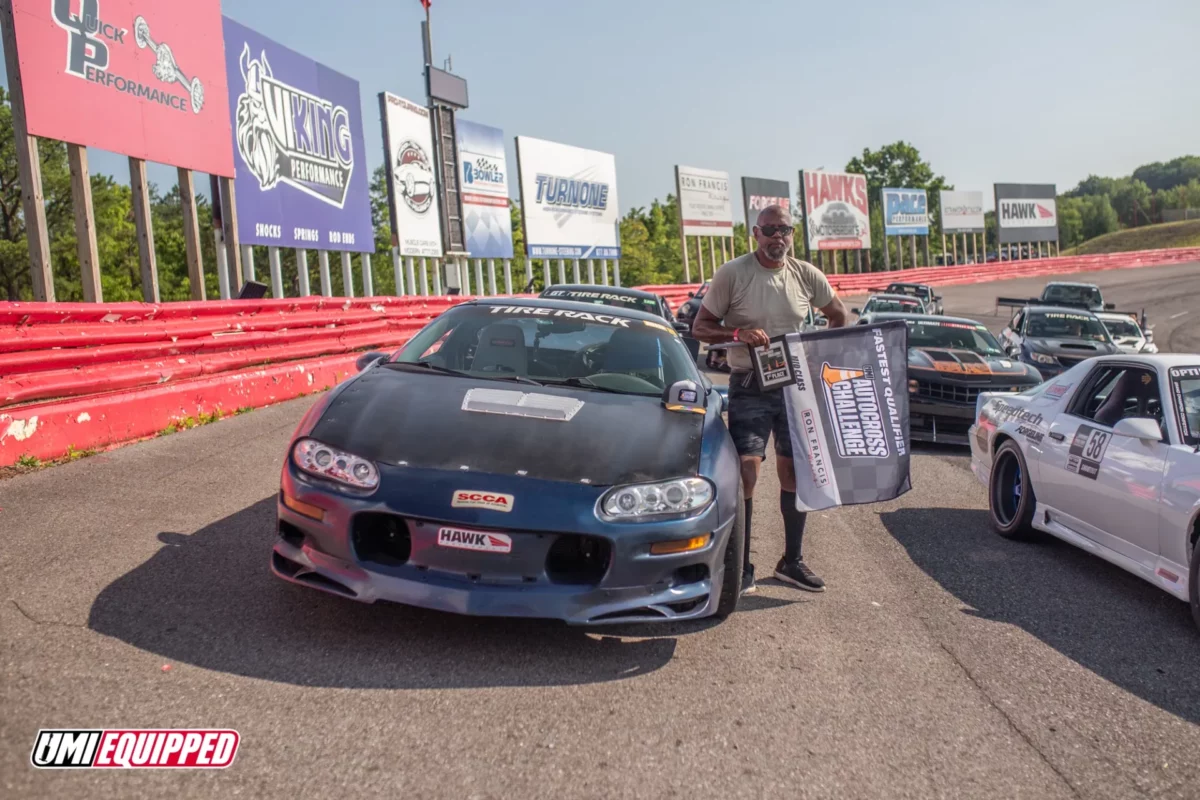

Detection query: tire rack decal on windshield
(1066, 424), (1111, 480)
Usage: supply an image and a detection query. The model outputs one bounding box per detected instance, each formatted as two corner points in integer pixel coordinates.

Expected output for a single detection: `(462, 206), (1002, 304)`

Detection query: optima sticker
(451, 491), (514, 512)
(820, 363), (888, 458)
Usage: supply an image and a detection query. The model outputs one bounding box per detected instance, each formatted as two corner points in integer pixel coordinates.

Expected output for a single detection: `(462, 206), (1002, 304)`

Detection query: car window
(1070, 365), (1165, 437)
(1102, 318), (1141, 338)
(905, 319), (1005, 356)
(1043, 284), (1101, 306)
(394, 304), (697, 396)
(1011, 311), (1024, 332)
(540, 289), (663, 318)
(1027, 311), (1111, 342)
(1167, 367), (1200, 446)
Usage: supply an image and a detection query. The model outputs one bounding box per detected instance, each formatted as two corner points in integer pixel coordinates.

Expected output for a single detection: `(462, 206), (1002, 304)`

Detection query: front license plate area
(437, 526), (513, 554)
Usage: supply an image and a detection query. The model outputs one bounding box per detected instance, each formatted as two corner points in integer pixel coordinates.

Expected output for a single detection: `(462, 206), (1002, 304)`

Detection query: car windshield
(1043, 284), (1101, 306)
(1027, 311), (1111, 342)
(866, 297), (923, 313)
(1169, 368), (1200, 445)
(391, 303), (697, 396)
(540, 288), (665, 318)
(888, 284), (928, 299)
(1102, 318), (1142, 338)
(906, 319), (1004, 355)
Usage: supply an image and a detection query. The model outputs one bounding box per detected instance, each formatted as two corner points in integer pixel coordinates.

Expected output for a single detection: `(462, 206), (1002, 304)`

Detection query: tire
(1189, 533), (1200, 633)
(989, 439), (1039, 540)
(715, 482), (745, 618)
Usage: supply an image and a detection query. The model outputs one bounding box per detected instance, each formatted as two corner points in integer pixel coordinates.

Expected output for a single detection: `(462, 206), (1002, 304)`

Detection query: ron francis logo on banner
(52, 1), (205, 114)
(779, 321), (911, 511)
(234, 45), (354, 208)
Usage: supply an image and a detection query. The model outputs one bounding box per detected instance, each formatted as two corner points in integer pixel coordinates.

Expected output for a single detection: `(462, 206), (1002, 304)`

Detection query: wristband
(732, 328), (740, 343)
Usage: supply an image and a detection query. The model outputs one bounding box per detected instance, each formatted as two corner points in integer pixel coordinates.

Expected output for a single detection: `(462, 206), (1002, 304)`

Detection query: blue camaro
(272, 297), (744, 624)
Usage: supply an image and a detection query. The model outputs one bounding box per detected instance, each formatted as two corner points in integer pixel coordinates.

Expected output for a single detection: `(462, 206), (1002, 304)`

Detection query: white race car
(1096, 311), (1157, 354)
(969, 355), (1200, 630)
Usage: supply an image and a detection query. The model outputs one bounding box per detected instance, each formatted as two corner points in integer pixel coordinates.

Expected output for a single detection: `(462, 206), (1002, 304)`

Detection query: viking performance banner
(780, 321), (911, 511)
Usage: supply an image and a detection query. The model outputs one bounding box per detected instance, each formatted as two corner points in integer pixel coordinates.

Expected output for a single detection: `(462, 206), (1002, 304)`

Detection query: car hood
(1025, 338), (1119, 357)
(308, 366), (704, 486)
(909, 348), (1041, 382)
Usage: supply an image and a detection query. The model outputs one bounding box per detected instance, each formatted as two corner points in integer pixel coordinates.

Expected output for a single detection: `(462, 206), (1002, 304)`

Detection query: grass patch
(1064, 219), (1200, 256)
(159, 407), (227, 437)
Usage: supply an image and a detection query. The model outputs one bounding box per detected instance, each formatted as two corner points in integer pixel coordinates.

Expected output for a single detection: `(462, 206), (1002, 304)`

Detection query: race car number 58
(1066, 425), (1111, 480)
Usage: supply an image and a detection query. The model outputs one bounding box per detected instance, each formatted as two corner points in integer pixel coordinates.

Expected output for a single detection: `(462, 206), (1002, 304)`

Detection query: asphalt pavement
(4, 262), (1200, 799)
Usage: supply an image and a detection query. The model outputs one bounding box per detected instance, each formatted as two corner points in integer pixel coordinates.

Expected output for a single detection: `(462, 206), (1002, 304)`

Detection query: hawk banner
(782, 321), (911, 511)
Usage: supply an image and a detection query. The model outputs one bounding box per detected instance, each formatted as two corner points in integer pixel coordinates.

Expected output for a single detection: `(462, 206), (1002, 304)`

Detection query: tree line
(3, 84), (1196, 302)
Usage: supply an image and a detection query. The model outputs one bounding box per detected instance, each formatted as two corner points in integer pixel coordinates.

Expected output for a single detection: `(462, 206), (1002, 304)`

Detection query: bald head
(756, 204), (790, 227)
(753, 204), (793, 264)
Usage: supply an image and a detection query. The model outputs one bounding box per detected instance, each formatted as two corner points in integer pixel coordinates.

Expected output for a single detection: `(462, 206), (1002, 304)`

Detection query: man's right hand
(738, 328), (770, 347)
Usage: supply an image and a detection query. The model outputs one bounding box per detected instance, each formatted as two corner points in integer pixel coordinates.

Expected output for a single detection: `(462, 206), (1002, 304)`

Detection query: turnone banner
(776, 321), (911, 511)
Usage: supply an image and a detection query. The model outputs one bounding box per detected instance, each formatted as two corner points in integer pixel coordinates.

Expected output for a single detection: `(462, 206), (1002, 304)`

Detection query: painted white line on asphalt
(1170, 311), (1190, 319)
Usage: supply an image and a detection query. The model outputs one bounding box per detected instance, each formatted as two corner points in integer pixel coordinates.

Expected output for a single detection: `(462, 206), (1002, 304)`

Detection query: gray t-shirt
(700, 252), (835, 371)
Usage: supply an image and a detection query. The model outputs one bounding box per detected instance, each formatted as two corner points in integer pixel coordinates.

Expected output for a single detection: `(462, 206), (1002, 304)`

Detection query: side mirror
(851, 307), (861, 315)
(1112, 417), (1162, 442)
(673, 321), (691, 334)
(687, 291), (695, 298)
(356, 351), (388, 372)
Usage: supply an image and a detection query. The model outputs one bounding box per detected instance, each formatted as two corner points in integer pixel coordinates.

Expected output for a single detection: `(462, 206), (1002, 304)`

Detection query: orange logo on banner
(822, 365), (865, 386)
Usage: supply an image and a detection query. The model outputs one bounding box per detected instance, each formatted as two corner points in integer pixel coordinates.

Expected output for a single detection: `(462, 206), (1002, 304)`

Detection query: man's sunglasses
(758, 224), (793, 237)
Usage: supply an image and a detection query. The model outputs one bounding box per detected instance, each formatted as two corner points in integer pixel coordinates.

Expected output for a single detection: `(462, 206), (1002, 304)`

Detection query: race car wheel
(1188, 532), (1200, 633)
(989, 439), (1038, 541)
(715, 482), (746, 618)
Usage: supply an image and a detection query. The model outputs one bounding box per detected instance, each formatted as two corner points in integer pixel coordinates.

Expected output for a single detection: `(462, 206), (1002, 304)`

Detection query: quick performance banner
(801, 170), (871, 250)
(677, 166), (733, 236)
(515, 136), (620, 260)
(741, 177), (791, 228)
(782, 321), (911, 511)
(224, 17), (373, 252)
(457, 119), (514, 259)
(12, 0), (234, 176)
(994, 183), (1059, 244)
(939, 190), (985, 233)
(882, 188), (929, 236)
(380, 92), (442, 257)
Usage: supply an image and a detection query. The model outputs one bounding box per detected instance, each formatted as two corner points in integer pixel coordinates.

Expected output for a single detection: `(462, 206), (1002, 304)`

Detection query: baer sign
(11, 0), (234, 175)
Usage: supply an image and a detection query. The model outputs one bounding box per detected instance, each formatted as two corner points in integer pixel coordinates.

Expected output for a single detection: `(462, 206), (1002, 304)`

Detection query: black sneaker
(774, 558), (825, 592)
(740, 564), (757, 595)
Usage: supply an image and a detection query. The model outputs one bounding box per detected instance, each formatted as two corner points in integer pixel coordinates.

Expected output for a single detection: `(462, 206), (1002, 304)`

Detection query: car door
(1039, 363), (1170, 567)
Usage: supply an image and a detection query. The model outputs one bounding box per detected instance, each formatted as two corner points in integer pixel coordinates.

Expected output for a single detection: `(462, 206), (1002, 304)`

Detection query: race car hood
(908, 348), (1041, 383)
(307, 366), (704, 486)
(1024, 338), (1120, 358)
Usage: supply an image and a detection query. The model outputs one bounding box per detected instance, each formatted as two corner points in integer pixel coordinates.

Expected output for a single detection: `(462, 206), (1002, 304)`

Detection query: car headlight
(1027, 351), (1057, 365)
(292, 438), (380, 490)
(598, 477), (714, 521)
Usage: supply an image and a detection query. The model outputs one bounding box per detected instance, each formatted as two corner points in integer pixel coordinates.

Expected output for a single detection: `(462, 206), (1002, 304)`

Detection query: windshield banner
(781, 321), (911, 511)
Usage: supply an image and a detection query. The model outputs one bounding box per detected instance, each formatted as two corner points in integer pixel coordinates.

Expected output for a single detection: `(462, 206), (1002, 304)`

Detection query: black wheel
(715, 482), (745, 618)
(1189, 534), (1200, 633)
(989, 439), (1039, 540)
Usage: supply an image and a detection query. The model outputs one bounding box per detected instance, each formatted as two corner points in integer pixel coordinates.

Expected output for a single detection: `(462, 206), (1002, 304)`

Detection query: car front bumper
(271, 464), (736, 626)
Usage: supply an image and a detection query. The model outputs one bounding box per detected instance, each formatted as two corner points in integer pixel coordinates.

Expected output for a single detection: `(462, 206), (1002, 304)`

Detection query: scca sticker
(451, 491), (514, 512)
(1066, 424), (1110, 480)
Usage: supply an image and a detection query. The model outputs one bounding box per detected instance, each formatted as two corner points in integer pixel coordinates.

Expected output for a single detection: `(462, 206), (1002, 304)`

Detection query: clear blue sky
(6, 0), (1199, 220)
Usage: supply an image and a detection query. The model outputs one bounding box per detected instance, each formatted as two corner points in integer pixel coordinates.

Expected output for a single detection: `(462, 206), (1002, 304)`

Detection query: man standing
(690, 204), (848, 594)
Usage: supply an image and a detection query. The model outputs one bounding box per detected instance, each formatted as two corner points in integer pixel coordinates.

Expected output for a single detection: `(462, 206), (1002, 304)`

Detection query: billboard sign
(677, 166), (733, 236)
(11, 0), (234, 176)
(380, 92), (442, 257)
(741, 177), (791, 229)
(882, 188), (929, 236)
(782, 321), (911, 511)
(939, 190), (985, 233)
(456, 119), (514, 259)
(223, 17), (373, 252)
(515, 136), (620, 259)
(994, 184), (1058, 243)
(801, 170), (870, 250)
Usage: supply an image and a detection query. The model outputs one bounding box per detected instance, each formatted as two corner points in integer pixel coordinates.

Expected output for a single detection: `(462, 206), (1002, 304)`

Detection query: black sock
(780, 490), (807, 562)
(743, 498), (753, 571)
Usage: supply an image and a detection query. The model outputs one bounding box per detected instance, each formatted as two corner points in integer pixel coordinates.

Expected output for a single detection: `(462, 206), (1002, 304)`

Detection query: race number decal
(1066, 424), (1111, 480)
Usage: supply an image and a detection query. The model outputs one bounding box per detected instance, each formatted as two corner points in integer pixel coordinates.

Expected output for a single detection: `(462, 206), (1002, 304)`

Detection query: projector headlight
(1028, 351), (1057, 365)
(598, 477), (714, 521)
(292, 438), (379, 491)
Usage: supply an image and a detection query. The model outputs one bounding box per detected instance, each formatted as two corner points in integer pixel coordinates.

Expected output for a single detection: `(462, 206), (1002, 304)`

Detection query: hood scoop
(1060, 343), (1098, 351)
(461, 387), (585, 422)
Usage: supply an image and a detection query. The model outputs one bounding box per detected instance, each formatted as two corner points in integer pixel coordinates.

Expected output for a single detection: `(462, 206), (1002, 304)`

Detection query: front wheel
(989, 440), (1039, 540)
(714, 483), (745, 618)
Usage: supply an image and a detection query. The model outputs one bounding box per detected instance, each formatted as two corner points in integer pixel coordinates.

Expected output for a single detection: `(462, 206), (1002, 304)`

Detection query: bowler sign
(223, 16), (374, 252)
(10, 0), (234, 176)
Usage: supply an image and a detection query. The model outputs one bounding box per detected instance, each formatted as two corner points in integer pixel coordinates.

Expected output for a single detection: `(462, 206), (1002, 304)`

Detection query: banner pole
(488, 258), (497, 295)
(269, 247), (283, 298)
(557, 259), (566, 285)
(64, 145), (102, 302)
(474, 258), (485, 296)
(909, 234), (917, 269)
(708, 237), (716, 278)
(503, 259), (512, 295)
(340, 252), (354, 298)
(543, 259), (552, 289)
(941, 233), (947, 265)
(216, 230), (230, 299)
(296, 249), (310, 296)
(362, 253), (373, 297)
(422, 258), (431, 296)
(572, 258), (581, 284)
(129, 157), (159, 303)
(613, 259), (621, 287)
(524, 258), (533, 291)
(178, 167), (203, 302)
(922, 235), (930, 268)
(405, 255), (417, 296)
(218, 177), (242, 294)
(392, 249), (404, 295)
(883, 235), (891, 271)
(242, 246), (255, 283)
(0, 0), (54, 301)
(588, 258), (596, 284)
(601, 259), (610, 286)
(318, 251), (332, 296)
(675, 166), (691, 283)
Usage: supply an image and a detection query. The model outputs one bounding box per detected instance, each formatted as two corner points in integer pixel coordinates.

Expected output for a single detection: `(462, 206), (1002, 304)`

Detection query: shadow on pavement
(87, 497), (685, 690)
(880, 507), (1200, 726)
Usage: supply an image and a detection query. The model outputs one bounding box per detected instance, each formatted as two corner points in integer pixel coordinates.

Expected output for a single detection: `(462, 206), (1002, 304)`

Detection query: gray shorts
(727, 372), (793, 460)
